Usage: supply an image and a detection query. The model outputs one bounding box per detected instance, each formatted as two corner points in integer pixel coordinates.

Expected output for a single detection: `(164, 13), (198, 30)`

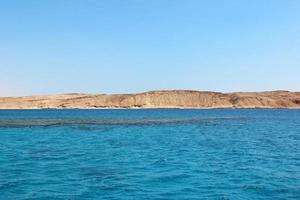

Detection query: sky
(0, 0), (300, 96)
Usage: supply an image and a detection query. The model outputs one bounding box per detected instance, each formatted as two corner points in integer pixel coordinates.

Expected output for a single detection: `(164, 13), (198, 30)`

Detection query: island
(0, 90), (299, 109)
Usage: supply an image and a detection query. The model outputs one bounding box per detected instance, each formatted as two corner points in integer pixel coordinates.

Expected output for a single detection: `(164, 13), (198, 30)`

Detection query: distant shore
(0, 90), (300, 109)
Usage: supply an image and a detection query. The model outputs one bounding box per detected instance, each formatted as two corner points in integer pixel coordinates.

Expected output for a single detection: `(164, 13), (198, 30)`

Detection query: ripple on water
(0, 109), (300, 199)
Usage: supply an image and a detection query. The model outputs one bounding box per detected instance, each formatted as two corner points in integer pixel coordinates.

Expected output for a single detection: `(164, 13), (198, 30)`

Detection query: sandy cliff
(0, 90), (300, 109)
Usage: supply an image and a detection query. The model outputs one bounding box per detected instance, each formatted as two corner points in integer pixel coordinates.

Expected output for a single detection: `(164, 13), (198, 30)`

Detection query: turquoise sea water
(0, 109), (299, 199)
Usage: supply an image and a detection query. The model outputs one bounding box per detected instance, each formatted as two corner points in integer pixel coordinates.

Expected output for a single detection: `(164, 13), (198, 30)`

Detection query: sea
(0, 109), (299, 199)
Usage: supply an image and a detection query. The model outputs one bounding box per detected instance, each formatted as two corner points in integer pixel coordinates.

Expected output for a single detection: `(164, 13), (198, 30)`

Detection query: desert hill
(0, 90), (300, 109)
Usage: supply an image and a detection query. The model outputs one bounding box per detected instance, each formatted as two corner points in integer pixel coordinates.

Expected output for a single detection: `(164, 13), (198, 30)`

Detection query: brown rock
(0, 90), (300, 109)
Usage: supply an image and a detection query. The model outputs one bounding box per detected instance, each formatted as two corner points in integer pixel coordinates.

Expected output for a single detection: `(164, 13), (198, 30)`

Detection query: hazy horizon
(1, 0), (300, 96)
(1, 89), (300, 98)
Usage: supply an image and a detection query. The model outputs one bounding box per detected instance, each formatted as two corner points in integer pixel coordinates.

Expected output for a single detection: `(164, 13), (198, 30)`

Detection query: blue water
(0, 109), (299, 199)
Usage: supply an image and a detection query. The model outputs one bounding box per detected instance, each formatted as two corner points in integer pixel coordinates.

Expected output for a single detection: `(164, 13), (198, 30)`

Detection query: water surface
(0, 109), (299, 199)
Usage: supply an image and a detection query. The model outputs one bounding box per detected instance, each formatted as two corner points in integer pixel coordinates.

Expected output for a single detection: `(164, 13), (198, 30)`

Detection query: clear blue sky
(1, 0), (300, 96)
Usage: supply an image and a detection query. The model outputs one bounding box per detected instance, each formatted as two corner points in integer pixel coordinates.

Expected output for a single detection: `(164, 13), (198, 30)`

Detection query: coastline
(0, 90), (300, 109)
(0, 107), (300, 110)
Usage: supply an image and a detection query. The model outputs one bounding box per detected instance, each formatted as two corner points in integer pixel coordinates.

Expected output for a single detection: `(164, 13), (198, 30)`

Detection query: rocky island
(0, 90), (300, 109)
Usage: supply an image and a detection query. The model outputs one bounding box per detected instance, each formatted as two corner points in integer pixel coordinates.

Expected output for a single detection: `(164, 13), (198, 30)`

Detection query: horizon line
(1, 89), (298, 98)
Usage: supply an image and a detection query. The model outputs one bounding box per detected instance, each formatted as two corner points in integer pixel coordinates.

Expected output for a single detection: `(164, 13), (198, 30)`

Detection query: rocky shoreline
(0, 90), (300, 109)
